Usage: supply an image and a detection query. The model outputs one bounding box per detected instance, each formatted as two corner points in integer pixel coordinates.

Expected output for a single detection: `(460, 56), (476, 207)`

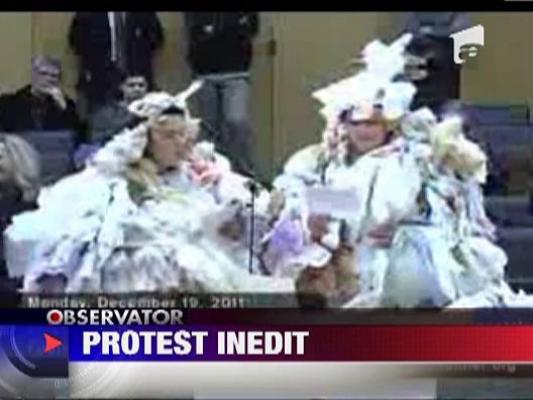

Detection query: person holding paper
(264, 33), (531, 309)
(323, 35), (531, 308)
(301, 34), (417, 306)
(258, 36), (417, 305)
(306, 34), (509, 308)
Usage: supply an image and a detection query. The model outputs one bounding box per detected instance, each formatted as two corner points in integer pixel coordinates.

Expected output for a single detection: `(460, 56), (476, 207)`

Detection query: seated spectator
(0, 133), (40, 304)
(88, 73), (149, 144)
(0, 56), (81, 137)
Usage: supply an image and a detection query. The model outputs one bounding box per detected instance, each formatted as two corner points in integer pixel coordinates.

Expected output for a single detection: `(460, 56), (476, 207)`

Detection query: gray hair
(0, 133), (41, 202)
(31, 56), (61, 73)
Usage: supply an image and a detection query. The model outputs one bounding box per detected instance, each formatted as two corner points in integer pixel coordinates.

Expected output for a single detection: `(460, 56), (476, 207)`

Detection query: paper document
(304, 187), (360, 219)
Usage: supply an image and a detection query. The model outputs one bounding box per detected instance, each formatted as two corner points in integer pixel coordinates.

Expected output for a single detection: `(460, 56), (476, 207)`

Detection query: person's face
(121, 76), (148, 104)
(338, 119), (388, 159)
(31, 64), (61, 94)
(0, 142), (13, 185)
(147, 118), (197, 170)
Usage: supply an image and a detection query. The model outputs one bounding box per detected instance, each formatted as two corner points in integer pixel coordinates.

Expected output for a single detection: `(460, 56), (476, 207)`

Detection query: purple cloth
(269, 217), (306, 255)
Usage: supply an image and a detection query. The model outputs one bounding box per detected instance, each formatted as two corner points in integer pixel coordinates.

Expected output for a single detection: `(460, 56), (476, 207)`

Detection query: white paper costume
(5, 83), (294, 293)
(326, 36), (533, 308)
(343, 114), (506, 308)
(267, 32), (533, 308)
(262, 35), (417, 297)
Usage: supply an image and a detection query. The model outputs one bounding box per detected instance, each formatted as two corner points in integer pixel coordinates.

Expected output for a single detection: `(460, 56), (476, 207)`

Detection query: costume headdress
(91, 81), (203, 174)
(312, 34), (417, 128)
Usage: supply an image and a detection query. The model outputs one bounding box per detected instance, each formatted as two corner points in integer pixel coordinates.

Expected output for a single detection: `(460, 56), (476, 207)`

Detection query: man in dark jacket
(88, 72), (148, 144)
(405, 12), (471, 112)
(69, 12), (163, 113)
(0, 56), (81, 135)
(184, 12), (259, 176)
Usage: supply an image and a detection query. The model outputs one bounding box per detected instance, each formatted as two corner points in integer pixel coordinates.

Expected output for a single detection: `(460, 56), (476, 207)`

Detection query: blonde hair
(125, 114), (199, 192)
(0, 133), (41, 202)
(149, 113), (199, 135)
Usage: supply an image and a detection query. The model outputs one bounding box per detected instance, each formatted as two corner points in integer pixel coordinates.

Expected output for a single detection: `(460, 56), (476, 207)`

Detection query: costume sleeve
(464, 180), (497, 239)
(4, 170), (120, 286)
(339, 148), (422, 243)
(366, 151), (423, 231)
(279, 145), (324, 187)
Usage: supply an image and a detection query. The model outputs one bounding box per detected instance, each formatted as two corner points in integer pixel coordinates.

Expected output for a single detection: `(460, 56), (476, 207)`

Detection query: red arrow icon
(44, 333), (63, 353)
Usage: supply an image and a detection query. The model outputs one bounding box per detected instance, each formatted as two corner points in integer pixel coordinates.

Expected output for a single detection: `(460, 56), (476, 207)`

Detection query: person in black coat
(185, 12), (259, 76)
(0, 56), (81, 136)
(69, 12), (164, 112)
(404, 12), (471, 113)
(184, 12), (259, 177)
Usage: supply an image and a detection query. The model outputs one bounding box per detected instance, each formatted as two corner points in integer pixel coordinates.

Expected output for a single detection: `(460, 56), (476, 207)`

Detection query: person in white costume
(327, 35), (533, 308)
(264, 32), (533, 308)
(4, 82), (294, 294)
(257, 36), (418, 304)
(339, 110), (498, 308)
(354, 109), (533, 308)
(310, 34), (418, 305)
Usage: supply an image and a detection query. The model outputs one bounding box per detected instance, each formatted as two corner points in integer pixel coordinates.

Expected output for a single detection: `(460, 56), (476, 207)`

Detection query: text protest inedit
(72, 327), (309, 360)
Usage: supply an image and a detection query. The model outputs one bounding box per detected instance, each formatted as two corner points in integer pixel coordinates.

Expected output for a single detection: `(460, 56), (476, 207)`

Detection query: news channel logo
(450, 24), (485, 65)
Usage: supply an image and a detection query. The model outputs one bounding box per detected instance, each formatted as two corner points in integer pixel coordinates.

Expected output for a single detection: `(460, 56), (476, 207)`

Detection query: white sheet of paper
(304, 186), (360, 219)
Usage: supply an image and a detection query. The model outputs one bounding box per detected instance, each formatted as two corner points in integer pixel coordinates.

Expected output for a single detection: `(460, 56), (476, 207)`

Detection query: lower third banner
(65, 325), (533, 362)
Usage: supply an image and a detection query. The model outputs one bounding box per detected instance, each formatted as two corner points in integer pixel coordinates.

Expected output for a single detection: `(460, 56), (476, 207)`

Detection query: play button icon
(44, 333), (63, 353)
(1, 326), (68, 378)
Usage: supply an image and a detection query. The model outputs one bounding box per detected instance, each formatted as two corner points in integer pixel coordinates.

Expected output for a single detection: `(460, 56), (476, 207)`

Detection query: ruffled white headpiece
(312, 34), (416, 124)
(91, 81), (203, 174)
(128, 80), (203, 122)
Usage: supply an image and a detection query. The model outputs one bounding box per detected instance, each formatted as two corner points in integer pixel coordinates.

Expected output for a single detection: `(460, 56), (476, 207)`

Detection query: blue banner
(69, 325), (220, 361)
